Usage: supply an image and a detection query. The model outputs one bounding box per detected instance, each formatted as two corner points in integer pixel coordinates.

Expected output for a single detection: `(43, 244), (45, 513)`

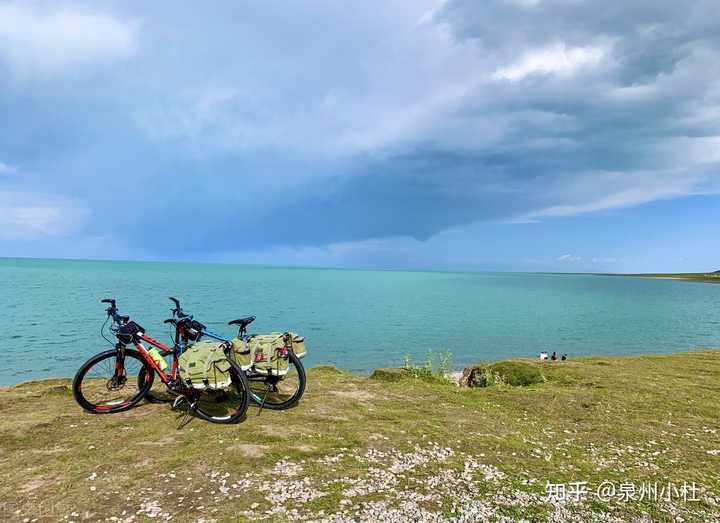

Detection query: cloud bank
(0, 0), (718, 268)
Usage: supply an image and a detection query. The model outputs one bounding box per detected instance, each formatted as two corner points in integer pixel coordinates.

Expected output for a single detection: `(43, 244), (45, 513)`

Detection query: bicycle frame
(199, 328), (232, 343)
(132, 333), (180, 383)
(128, 320), (227, 383)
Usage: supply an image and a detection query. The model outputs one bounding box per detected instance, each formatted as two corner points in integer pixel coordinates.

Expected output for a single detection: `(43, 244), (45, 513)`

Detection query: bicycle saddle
(228, 316), (256, 328)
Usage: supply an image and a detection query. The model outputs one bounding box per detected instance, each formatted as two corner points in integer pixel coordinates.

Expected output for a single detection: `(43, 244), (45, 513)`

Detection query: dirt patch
(30, 446), (71, 455)
(114, 403), (166, 418)
(139, 434), (176, 447)
(260, 424), (291, 439)
(231, 444), (268, 457)
(292, 444), (316, 453)
(328, 389), (376, 402)
(20, 474), (63, 494)
(134, 457), (154, 468)
(308, 404), (350, 422)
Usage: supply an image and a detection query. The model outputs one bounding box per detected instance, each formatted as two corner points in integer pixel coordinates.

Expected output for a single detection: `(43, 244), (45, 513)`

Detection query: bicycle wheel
(73, 349), (154, 413)
(248, 351), (306, 410)
(190, 358), (250, 424)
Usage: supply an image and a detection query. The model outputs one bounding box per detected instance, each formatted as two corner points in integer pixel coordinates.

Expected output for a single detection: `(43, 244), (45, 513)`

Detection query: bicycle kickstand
(257, 384), (272, 416)
(172, 395), (197, 429)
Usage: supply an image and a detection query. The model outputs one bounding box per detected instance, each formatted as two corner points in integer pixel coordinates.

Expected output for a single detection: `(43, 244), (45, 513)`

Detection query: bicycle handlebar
(168, 297), (192, 320)
(101, 298), (128, 324)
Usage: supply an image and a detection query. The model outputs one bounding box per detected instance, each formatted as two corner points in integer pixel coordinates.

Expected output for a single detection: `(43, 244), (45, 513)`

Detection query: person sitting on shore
(539, 351), (549, 361)
(551, 351), (557, 361)
(561, 354), (567, 361)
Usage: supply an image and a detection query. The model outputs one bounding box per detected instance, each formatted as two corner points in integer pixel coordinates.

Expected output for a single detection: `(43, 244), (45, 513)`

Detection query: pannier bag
(117, 321), (145, 344)
(231, 331), (307, 376)
(178, 340), (232, 389)
(184, 319), (206, 341)
(284, 332), (306, 359)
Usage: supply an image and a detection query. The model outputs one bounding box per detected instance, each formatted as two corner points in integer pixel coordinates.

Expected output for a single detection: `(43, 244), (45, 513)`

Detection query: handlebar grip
(163, 319), (176, 325)
(101, 298), (115, 305)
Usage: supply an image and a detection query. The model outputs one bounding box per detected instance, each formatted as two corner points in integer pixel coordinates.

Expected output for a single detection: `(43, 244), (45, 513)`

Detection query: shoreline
(4, 347), (719, 391)
(597, 272), (720, 284)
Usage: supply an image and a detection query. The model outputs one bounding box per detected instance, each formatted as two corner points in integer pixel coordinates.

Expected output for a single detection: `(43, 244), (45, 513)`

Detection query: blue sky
(1, 0), (719, 272)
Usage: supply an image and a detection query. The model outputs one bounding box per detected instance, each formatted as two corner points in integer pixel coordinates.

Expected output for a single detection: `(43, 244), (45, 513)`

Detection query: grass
(479, 360), (547, 387)
(400, 349), (455, 384)
(1, 351), (719, 522)
(601, 272), (720, 284)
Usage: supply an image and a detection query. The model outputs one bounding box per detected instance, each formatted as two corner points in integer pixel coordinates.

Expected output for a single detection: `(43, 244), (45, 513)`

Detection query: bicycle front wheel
(73, 349), (154, 414)
(191, 358), (250, 424)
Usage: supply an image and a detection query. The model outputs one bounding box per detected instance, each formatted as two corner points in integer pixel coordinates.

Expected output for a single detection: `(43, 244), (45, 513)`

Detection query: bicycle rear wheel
(73, 349), (154, 413)
(190, 358), (250, 424)
(248, 351), (306, 410)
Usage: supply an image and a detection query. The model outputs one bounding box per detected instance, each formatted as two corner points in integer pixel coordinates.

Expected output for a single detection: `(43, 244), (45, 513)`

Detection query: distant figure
(539, 351), (549, 361)
(561, 354), (567, 361)
(551, 351), (557, 361)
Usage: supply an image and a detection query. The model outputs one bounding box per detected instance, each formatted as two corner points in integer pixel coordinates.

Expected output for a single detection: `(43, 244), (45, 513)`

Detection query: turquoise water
(1, 258), (719, 386)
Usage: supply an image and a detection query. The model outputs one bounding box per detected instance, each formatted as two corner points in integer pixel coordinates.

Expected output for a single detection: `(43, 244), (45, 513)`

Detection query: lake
(1, 258), (719, 385)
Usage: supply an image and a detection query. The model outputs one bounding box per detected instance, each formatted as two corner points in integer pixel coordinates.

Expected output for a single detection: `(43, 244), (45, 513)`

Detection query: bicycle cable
(100, 315), (114, 346)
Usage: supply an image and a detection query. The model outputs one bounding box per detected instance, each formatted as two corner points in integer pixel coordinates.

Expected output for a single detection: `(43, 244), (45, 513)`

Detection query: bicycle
(170, 298), (306, 410)
(72, 298), (250, 424)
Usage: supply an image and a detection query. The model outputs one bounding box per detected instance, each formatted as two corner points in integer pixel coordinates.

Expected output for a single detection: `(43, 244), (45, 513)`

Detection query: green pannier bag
(179, 340), (233, 389)
(229, 333), (281, 376)
(231, 331), (308, 376)
(230, 337), (254, 371)
(285, 332), (306, 359)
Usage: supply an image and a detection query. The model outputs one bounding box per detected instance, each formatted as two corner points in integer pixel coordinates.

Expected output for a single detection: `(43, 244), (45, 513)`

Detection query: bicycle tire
(73, 348), (154, 414)
(191, 358), (250, 424)
(248, 351), (306, 410)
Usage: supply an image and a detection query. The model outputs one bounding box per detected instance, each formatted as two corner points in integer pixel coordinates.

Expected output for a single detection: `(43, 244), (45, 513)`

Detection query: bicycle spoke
(249, 367), (301, 404)
(193, 383), (245, 420)
(78, 353), (146, 408)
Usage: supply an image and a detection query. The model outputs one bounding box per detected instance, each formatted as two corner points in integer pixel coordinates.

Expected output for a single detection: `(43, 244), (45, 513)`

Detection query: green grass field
(1, 351), (719, 522)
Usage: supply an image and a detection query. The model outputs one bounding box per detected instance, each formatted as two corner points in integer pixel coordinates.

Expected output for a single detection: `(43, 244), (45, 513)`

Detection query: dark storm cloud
(1, 0), (719, 258)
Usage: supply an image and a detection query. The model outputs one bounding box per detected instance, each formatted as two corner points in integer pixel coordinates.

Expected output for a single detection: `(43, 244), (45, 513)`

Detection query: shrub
(401, 350), (454, 385)
(484, 361), (546, 387)
(369, 368), (409, 382)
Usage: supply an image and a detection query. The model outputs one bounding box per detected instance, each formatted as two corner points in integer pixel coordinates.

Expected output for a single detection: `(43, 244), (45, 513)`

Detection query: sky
(1, 0), (719, 272)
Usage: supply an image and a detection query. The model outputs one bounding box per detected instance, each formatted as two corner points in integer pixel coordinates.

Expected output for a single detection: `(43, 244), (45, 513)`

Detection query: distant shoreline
(597, 272), (720, 284)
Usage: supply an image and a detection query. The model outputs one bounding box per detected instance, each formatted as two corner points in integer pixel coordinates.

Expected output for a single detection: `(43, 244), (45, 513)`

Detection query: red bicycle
(72, 299), (249, 424)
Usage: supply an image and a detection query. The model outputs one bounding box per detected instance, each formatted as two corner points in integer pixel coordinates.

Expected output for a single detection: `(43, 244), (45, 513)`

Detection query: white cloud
(0, 4), (138, 79)
(0, 162), (18, 175)
(0, 191), (90, 239)
(556, 254), (581, 262)
(493, 43), (607, 81)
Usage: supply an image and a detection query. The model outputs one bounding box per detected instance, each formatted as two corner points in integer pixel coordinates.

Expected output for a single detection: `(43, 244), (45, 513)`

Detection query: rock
(459, 367), (483, 387)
